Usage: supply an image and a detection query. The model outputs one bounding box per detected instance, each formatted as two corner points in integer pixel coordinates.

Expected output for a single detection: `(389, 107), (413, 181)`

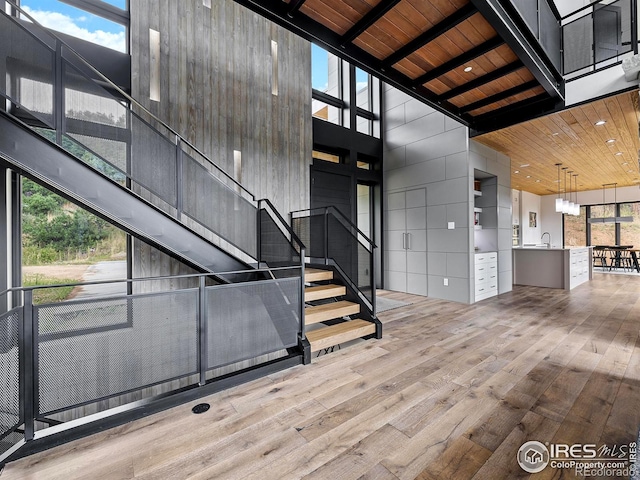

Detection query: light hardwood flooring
(3, 273), (640, 479)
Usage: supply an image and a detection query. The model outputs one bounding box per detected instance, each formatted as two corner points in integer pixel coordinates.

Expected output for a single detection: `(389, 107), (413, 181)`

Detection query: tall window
(620, 202), (640, 246)
(564, 206), (586, 246)
(589, 204), (616, 245)
(311, 45), (379, 136)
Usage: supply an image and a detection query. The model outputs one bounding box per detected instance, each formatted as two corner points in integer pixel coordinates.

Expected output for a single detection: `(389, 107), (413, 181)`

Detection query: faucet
(541, 232), (551, 248)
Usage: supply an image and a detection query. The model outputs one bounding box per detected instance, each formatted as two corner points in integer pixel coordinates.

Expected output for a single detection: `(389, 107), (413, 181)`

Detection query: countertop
(513, 246), (593, 251)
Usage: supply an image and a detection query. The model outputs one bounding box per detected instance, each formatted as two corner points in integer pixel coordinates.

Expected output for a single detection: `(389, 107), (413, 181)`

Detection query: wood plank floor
(3, 273), (640, 479)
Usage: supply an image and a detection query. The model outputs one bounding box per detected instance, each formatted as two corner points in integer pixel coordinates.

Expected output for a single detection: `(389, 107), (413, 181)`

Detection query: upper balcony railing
(507, 0), (638, 78)
(561, 0), (638, 77)
(509, 0), (563, 74)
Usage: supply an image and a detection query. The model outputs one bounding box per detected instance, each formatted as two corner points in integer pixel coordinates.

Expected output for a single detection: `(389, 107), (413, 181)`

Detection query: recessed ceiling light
(615, 152), (623, 156)
(628, 170), (634, 173)
(595, 120), (606, 126)
(622, 162), (629, 165)
(552, 132), (559, 136)
(526, 175), (531, 178)
(520, 164), (530, 167)
(535, 179), (540, 183)
(554, 180), (561, 183)
(514, 170), (520, 174)
(606, 139), (616, 143)
(464, 66), (473, 72)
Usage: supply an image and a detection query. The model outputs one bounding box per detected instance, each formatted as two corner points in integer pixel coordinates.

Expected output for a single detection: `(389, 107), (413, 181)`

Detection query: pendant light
(588, 183), (633, 223)
(563, 169), (574, 214)
(562, 167), (570, 213)
(555, 163), (563, 212)
(572, 174), (580, 215)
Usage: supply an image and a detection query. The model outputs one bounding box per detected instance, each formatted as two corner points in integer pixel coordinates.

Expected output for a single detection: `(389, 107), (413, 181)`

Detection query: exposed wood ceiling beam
(382, 3), (477, 68)
(413, 36), (504, 86)
(437, 60), (524, 101)
(461, 80), (539, 114)
(286, 0), (307, 18)
(340, 0), (402, 46)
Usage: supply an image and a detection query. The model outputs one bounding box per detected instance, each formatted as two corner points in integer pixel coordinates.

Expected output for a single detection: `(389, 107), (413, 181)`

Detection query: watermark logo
(516, 440), (637, 477)
(517, 441), (550, 473)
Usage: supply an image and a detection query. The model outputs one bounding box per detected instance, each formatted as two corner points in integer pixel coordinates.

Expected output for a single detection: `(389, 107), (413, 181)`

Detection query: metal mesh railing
(509, 0), (562, 73)
(0, 308), (21, 457)
(0, 267), (305, 424)
(562, 0), (634, 75)
(37, 290), (199, 414)
(206, 278), (300, 369)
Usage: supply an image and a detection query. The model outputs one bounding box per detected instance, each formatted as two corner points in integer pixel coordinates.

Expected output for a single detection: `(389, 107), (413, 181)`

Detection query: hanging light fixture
(588, 183), (633, 223)
(564, 169), (574, 214)
(561, 167), (570, 213)
(572, 174), (580, 215)
(555, 163), (563, 212)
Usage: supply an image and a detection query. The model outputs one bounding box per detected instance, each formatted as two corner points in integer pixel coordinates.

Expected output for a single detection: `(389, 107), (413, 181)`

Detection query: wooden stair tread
(305, 284), (346, 302)
(305, 268), (333, 282)
(305, 300), (360, 325)
(307, 319), (376, 352)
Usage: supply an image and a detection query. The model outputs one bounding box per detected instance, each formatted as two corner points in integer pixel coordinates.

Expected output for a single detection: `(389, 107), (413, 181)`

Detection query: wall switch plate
(443, 278), (449, 286)
(448, 222), (455, 229)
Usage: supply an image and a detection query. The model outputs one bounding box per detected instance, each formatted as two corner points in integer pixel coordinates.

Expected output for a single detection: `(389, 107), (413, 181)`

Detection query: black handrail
(260, 199), (306, 252)
(290, 206), (376, 249)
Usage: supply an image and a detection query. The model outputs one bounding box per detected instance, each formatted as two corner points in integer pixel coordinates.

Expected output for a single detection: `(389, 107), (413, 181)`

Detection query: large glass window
(20, 0), (127, 53)
(21, 178), (127, 304)
(589, 204), (617, 245)
(564, 206), (587, 246)
(620, 202), (640, 247)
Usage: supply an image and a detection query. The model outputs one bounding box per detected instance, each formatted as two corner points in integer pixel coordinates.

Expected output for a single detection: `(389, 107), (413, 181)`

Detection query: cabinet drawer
(475, 252), (497, 264)
(475, 283), (497, 297)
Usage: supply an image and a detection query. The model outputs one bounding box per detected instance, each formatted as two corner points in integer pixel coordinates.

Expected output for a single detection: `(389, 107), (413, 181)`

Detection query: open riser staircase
(304, 267), (377, 354)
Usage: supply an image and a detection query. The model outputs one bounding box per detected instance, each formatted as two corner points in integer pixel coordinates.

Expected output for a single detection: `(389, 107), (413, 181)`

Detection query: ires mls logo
(517, 440), (638, 475)
(517, 441), (550, 473)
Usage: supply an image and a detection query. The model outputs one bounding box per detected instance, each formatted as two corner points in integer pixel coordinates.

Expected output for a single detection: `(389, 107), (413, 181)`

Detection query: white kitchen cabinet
(475, 251), (498, 301)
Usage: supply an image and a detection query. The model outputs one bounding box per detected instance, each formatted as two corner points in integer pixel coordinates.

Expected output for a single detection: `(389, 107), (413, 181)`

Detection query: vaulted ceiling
(234, 0), (564, 133)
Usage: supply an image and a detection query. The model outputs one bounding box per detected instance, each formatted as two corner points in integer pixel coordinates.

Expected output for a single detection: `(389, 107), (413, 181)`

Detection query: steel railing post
(176, 136), (183, 222)
(21, 290), (35, 441)
(324, 208), (329, 265)
(198, 276), (207, 387)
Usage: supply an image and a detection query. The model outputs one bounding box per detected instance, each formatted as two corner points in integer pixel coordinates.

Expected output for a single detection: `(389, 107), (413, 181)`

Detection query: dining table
(595, 245), (640, 273)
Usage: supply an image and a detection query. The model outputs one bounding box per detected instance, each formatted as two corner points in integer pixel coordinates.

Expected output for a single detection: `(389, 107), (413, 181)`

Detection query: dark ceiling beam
(460, 80), (539, 114)
(341, 0), (402, 46)
(382, 3), (477, 68)
(286, 0), (307, 18)
(470, 93), (560, 136)
(230, 0), (468, 125)
(412, 36), (504, 86)
(437, 60), (524, 101)
(468, 0), (564, 100)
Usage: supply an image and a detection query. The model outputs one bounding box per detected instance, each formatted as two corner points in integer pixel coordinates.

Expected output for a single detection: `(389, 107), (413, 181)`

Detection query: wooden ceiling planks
(448, 67), (534, 107)
(474, 91), (640, 195)
(288, 0), (553, 121)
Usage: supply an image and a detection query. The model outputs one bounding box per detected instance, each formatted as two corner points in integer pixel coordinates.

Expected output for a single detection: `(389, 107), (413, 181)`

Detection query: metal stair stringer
(0, 111), (251, 276)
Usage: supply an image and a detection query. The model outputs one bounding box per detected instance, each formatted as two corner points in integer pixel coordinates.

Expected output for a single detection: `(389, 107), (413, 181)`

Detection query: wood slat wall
(129, 0), (312, 278)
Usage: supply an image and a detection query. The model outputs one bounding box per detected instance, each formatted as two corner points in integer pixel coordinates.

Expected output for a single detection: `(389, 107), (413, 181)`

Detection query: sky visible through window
(21, 0), (127, 52)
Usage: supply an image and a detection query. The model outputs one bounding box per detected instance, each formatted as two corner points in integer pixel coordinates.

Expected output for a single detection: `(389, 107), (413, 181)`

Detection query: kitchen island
(513, 246), (593, 290)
